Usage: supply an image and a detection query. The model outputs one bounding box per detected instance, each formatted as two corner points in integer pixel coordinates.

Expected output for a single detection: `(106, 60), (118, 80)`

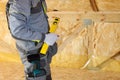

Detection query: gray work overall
(7, 0), (57, 80)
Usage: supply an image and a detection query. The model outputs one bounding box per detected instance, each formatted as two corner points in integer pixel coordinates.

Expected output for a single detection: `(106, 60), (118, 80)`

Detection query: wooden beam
(48, 11), (120, 23)
(89, 0), (99, 12)
(81, 12), (120, 23)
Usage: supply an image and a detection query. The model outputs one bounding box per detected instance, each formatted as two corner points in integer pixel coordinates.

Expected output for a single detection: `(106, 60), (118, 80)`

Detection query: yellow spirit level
(40, 17), (60, 54)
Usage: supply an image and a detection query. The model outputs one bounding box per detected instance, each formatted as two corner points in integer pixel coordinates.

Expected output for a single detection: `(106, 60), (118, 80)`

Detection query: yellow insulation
(0, 0), (120, 72)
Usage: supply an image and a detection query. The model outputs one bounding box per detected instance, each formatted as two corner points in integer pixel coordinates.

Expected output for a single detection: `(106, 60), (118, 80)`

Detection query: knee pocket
(26, 56), (46, 77)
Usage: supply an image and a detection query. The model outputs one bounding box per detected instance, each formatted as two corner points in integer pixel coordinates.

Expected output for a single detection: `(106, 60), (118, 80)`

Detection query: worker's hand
(44, 33), (58, 46)
(24, 61), (36, 73)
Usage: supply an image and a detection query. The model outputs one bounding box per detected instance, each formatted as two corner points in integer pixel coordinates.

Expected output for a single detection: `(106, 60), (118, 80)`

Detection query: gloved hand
(44, 33), (58, 46)
(24, 61), (36, 73)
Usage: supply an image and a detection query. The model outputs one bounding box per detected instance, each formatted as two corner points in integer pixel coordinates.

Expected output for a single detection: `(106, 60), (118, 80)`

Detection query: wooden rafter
(89, 0), (99, 12)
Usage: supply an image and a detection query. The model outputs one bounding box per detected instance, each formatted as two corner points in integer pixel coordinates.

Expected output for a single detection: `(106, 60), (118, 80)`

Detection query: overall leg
(46, 43), (58, 80)
(16, 41), (57, 80)
(16, 43), (46, 80)
(38, 43), (58, 80)
(39, 54), (51, 80)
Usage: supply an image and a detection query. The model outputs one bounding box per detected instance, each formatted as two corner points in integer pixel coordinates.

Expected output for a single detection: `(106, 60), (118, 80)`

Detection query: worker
(6, 0), (58, 80)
